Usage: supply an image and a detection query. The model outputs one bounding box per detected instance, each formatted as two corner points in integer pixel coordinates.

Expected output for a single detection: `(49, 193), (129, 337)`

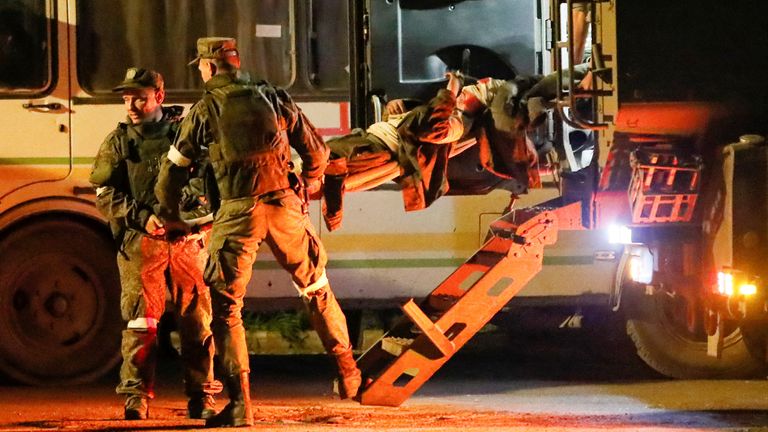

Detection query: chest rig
(118, 120), (178, 208)
(202, 81), (292, 200)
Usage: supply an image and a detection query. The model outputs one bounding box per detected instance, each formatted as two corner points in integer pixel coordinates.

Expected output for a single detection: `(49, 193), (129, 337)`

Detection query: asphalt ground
(2, 331), (768, 431)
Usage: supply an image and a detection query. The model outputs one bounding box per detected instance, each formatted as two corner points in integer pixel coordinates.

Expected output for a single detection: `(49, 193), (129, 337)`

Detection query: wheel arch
(0, 195), (109, 241)
(615, 243), (767, 379)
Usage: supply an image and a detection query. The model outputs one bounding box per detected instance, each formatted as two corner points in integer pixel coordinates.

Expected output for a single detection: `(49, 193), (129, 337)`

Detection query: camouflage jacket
(90, 105), (190, 238)
(156, 72), (327, 214)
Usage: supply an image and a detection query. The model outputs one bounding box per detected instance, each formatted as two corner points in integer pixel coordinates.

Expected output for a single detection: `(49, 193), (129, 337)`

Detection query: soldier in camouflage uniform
(156, 38), (361, 428)
(90, 68), (218, 421)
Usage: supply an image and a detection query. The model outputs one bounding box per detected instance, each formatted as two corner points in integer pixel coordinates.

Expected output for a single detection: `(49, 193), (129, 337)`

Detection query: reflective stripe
(127, 317), (159, 330)
(294, 270), (328, 297)
(95, 186), (108, 196)
(167, 145), (191, 167)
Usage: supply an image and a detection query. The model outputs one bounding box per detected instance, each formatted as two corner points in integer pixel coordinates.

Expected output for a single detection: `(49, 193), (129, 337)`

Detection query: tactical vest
(121, 120), (177, 209)
(202, 81), (292, 200)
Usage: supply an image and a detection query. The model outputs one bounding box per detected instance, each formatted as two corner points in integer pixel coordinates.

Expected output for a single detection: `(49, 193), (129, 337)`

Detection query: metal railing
(552, 0), (611, 130)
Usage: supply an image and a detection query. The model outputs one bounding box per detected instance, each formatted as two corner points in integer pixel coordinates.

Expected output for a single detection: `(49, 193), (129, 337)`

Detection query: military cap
(112, 67), (164, 92)
(187, 37), (239, 65)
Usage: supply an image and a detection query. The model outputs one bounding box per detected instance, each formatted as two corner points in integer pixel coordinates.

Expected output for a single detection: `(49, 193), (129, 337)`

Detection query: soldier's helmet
(112, 67), (164, 92)
(188, 37), (239, 65)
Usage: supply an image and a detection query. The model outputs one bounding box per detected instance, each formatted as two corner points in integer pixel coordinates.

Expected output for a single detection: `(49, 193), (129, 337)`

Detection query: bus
(2, 0), (763, 386)
(0, 0), (564, 385)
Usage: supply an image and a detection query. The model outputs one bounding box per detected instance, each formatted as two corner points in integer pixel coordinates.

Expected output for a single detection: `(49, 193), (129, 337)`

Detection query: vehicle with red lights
(528, 0), (768, 379)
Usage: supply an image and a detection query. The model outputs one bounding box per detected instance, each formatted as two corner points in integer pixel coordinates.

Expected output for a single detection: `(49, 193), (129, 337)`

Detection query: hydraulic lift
(355, 202), (583, 406)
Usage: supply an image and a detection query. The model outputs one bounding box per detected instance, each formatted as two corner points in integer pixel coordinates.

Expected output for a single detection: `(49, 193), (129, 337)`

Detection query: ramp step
(354, 207), (566, 406)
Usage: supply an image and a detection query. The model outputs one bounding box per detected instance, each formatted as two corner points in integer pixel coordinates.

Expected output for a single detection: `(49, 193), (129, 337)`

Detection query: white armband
(167, 146), (192, 167)
(127, 317), (159, 330)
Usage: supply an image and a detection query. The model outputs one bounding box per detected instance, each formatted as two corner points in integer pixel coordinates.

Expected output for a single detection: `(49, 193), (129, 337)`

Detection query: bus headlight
(717, 271), (734, 296)
(608, 225), (633, 244)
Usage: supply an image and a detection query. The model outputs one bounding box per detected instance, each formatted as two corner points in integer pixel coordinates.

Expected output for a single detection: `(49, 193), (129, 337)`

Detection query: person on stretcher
(321, 72), (541, 231)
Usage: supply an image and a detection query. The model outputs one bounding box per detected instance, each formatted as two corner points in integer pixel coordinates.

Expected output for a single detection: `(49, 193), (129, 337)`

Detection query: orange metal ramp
(356, 205), (574, 406)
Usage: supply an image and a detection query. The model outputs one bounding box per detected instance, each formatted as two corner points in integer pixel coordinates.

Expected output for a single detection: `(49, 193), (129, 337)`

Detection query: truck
(0, 0), (766, 386)
(532, 0), (768, 379)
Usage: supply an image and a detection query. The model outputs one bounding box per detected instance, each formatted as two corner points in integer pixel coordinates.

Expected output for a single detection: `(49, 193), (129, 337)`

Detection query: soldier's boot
(124, 395), (149, 420)
(118, 327), (156, 420)
(187, 393), (216, 420)
(179, 316), (218, 420)
(333, 349), (362, 399)
(205, 372), (253, 428)
(303, 286), (362, 399)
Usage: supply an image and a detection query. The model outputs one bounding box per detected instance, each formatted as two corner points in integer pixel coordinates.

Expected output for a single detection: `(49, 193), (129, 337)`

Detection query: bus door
(0, 0), (70, 203)
(351, 0), (547, 127)
(350, 0), (548, 192)
(323, 0), (553, 303)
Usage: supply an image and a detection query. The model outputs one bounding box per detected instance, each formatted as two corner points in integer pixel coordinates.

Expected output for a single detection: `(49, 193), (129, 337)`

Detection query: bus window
(0, 0), (50, 94)
(77, 0), (295, 94)
(309, 0), (348, 91)
(367, 0), (537, 101)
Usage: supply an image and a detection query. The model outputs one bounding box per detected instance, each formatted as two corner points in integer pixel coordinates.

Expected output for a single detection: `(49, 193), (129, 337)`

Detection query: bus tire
(0, 218), (122, 385)
(624, 288), (766, 379)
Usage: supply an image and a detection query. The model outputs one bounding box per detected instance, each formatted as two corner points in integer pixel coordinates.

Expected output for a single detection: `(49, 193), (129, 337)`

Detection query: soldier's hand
(385, 99), (407, 116)
(303, 176), (323, 200)
(145, 214), (166, 236)
(577, 70), (594, 91)
(163, 219), (191, 241)
(445, 72), (463, 97)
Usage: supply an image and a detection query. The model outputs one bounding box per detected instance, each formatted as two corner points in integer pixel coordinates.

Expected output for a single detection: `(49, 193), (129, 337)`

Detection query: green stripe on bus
(254, 258), (466, 270)
(0, 157), (95, 165)
(252, 255), (593, 270)
(544, 255), (595, 265)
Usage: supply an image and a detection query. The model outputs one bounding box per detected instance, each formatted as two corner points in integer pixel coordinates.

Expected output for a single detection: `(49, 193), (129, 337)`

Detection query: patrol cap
(112, 67), (164, 92)
(188, 37), (239, 66)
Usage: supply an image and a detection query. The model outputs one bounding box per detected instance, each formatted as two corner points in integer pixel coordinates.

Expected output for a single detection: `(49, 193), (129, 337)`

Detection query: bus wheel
(0, 219), (122, 385)
(624, 285), (766, 379)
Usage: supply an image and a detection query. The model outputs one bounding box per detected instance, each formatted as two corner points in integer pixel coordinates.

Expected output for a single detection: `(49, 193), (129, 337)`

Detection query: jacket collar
(204, 71), (254, 92)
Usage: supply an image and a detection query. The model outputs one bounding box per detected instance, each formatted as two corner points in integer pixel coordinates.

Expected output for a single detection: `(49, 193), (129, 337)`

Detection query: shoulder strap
(198, 93), (222, 161)
(114, 123), (131, 161)
(166, 119), (181, 142)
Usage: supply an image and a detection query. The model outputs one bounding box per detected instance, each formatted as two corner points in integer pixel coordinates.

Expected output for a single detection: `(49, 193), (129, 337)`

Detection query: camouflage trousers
(323, 131), (393, 231)
(205, 190), (354, 381)
(115, 228), (215, 399)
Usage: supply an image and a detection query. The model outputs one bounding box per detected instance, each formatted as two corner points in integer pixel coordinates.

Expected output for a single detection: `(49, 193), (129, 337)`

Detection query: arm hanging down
(155, 102), (210, 226)
(270, 85), (329, 197)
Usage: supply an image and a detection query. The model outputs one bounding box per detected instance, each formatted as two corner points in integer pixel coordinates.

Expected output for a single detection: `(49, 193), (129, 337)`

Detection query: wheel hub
(10, 257), (100, 347)
(45, 292), (69, 318)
